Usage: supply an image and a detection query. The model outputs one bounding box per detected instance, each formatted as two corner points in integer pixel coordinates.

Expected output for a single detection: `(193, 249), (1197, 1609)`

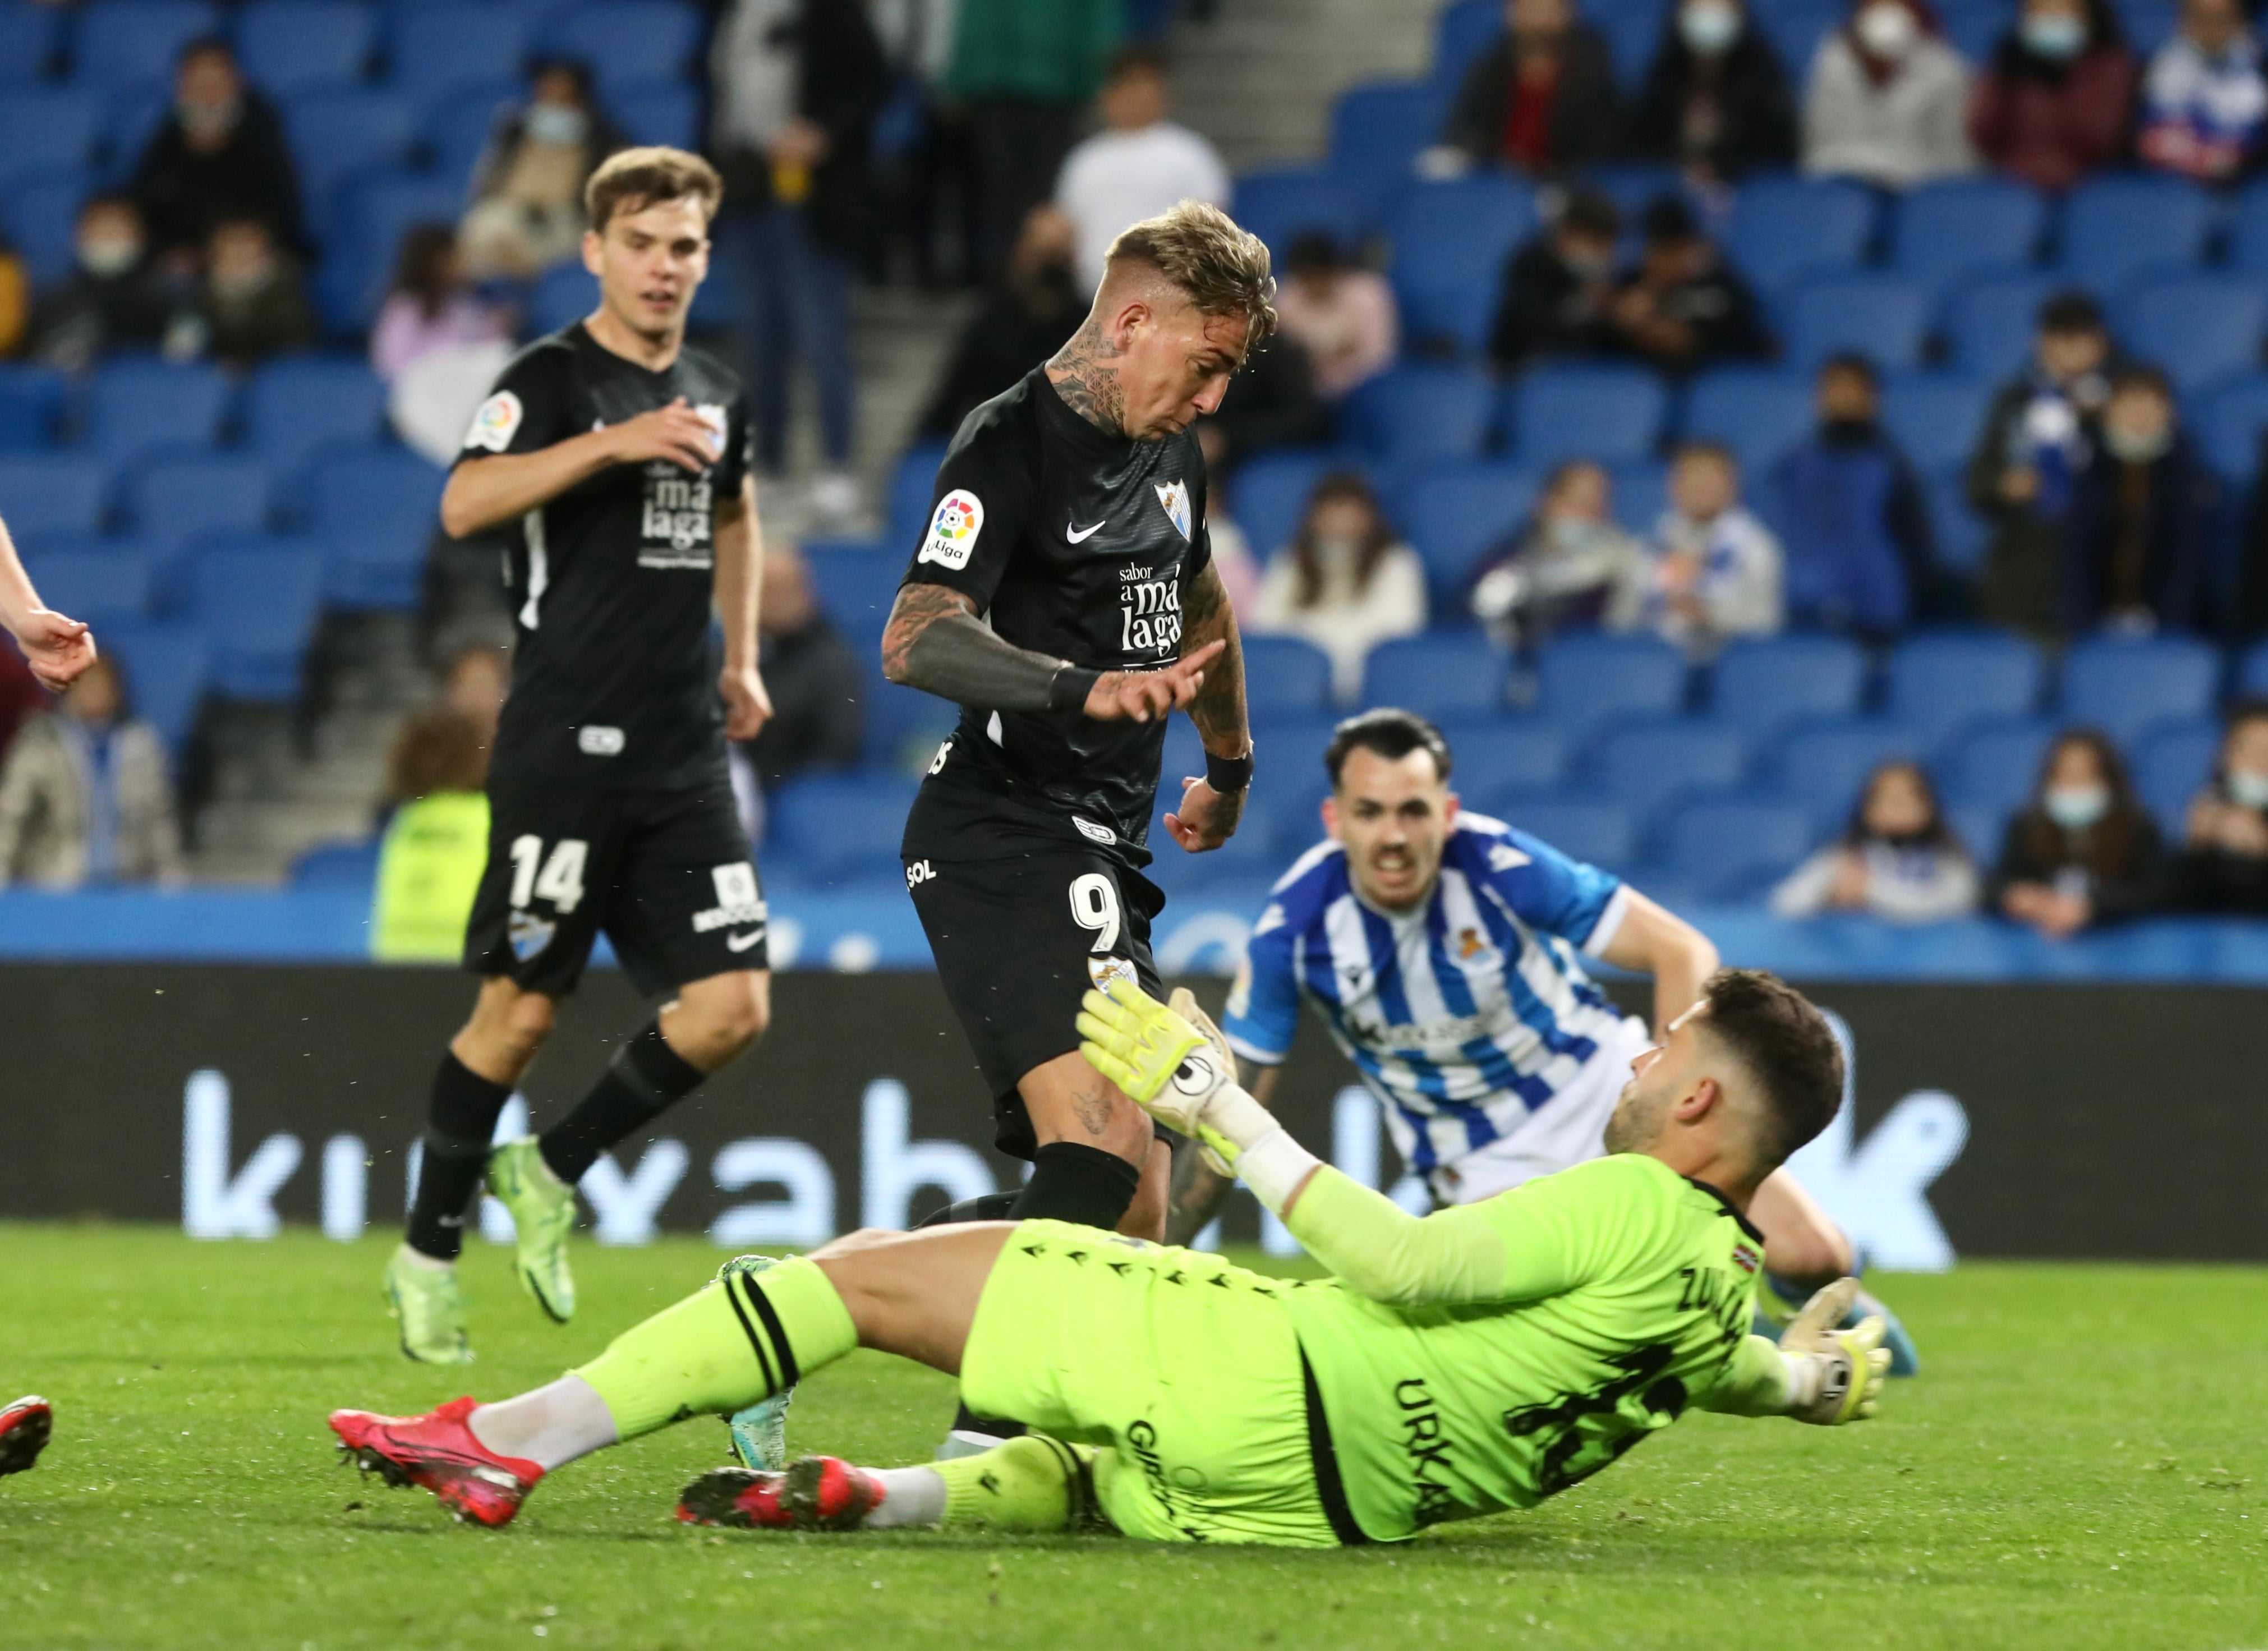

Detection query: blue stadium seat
(0, 364), (68, 450)
(389, 5), (531, 104)
(1340, 365), (1495, 462)
(318, 172), (463, 331)
(2241, 638), (2268, 697)
(100, 619), (206, 748)
(886, 439), (949, 545)
(1230, 167), (1368, 267)
(99, 87), (172, 185)
(1922, 468), (1989, 575)
(1240, 635), (1334, 717)
(2117, 275), (2268, 393)
(68, 1), (219, 94)
(1395, 460), (1534, 597)
(301, 446), (445, 550)
(1890, 177), (2046, 289)
(2195, 374), (2268, 480)
(1943, 273), (2057, 380)
(190, 537), (325, 701)
(1432, 715), (1566, 795)
(1592, 718), (1750, 816)
(1503, 365), (1666, 467)
(236, 1), (376, 96)
(612, 81), (698, 150)
(2132, 715), (2220, 833)
(0, 456), (105, 535)
(0, 90), (101, 178)
(528, 263), (597, 335)
(1763, 717), (1933, 818)
(17, 542), (154, 628)
(1708, 634), (1867, 736)
(766, 774), (921, 882)
(1653, 797), (1819, 902)
(1936, 715), (2059, 817)
(284, 88), (422, 201)
(1724, 177), (1875, 295)
(2120, 0), (2180, 51)
(324, 521), (428, 610)
(802, 541), (901, 638)
(1885, 629), (2045, 741)
(127, 456), (270, 548)
(1785, 276), (1929, 371)
(1750, 0), (1839, 86)
(1879, 375), (1992, 473)
(291, 838), (381, 889)
(1607, 457), (1669, 535)
(82, 360), (231, 464)
(1534, 632), (1690, 736)
(1386, 174), (1535, 354)
(0, 4), (62, 84)
(2228, 176), (2268, 275)
(1680, 368), (1812, 474)
(1580, 163), (1686, 227)
(425, 81), (518, 185)
(1603, 5), (1673, 92)
(1227, 450), (1338, 558)
(1483, 797), (1637, 871)
(1327, 79), (1441, 215)
(2058, 174), (2215, 291)
(860, 678), (956, 774)
(0, 172), (86, 287)
(2059, 634), (2221, 744)
(538, 1), (701, 97)
(1432, 0), (1501, 88)
(243, 356), (386, 478)
(1359, 632), (1506, 716)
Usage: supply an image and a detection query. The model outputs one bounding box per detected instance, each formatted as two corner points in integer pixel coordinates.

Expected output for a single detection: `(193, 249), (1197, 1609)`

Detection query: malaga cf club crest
(919, 488), (984, 569)
(1153, 479), (1191, 540)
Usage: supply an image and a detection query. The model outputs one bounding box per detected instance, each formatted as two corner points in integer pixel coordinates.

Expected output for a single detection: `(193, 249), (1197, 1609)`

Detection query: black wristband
(1048, 664), (1101, 714)
(1206, 749), (1254, 793)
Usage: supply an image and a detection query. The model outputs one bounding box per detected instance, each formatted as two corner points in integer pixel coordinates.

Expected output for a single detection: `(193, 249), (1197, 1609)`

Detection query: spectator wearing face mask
(1970, 0), (2137, 192)
(1469, 459), (1649, 650)
(1250, 473), (1428, 703)
(1968, 290), (2117, 634)
(0, 652), (184, 890)
(1803, 0), (1977, 187)
(1439, 0), (1624, 176)
(1645, 440), (1784, 659)
(458, 59), (628, 280)
(1627, 0), (1798, 183)
(194, 218), (315, 366)
(918, 205), (1084, 440)
(26, 195), (178, 372)
(130, 37), (306, 265)
(1990, 728), (2167, 937)
(1605, 195), (1770, 376)
(1273, 232), (1399, 403)
(1772, 759), (1979, 921)
(2060, 365), (2214, 637)
(2176, 700), (2268, 913)
(2137, 0), (2267, 184)
(1488, 188), (1622, 369)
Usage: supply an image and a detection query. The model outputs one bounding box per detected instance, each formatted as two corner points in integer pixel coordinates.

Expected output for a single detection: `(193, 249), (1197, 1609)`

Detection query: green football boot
(381, 1245), (473, 1365)
(718, 1254), (794, 1470)
(486, 1137), (579, 1325)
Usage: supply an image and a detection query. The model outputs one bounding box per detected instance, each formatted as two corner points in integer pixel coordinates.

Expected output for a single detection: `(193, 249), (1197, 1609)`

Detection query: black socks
(1009, 1140), (1143, 1229)
(404, 1052), (513, 1262)
(538, 1021), (708, 1186)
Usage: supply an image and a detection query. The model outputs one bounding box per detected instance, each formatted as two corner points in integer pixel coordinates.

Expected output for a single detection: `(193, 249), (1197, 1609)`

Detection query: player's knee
(681, 973), (768, 1060)
(471, 983), (555, 1061)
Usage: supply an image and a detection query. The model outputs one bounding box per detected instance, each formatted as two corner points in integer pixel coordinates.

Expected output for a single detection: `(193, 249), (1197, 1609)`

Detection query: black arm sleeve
(899, 611), (1097, 712)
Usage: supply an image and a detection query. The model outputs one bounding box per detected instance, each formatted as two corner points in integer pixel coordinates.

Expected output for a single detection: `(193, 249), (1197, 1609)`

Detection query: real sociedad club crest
(1153, 479), (1191, 540)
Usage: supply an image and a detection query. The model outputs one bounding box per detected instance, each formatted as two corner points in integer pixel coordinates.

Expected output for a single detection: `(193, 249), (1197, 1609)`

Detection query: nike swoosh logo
(726, 928), (766, 952)
(1066, 520), (1106, 544)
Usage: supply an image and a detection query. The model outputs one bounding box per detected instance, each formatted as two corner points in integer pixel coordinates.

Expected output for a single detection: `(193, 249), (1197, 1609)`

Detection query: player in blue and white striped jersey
(1175, 710), (1913, 1362)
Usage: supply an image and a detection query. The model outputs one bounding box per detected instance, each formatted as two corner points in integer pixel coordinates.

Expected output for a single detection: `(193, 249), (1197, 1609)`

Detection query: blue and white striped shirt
(1222, 814), (1636, 1176)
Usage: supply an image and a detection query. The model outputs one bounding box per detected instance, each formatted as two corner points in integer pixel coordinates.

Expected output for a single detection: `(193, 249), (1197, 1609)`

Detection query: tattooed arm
(1162, 560), (1252, 851)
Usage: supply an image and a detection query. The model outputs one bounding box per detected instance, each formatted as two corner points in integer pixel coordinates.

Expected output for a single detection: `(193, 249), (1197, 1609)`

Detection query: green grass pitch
(4, 1226), (2268, 1651)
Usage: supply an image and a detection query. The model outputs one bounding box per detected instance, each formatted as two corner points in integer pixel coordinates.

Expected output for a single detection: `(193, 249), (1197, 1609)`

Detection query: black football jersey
(457, 323), (752, 791)
(898, 368), (1212, 864)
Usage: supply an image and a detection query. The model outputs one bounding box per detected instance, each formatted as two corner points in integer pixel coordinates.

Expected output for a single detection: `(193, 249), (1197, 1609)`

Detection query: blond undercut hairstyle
(1105, 200), (1278, 346)
(585, 146), (724, 234)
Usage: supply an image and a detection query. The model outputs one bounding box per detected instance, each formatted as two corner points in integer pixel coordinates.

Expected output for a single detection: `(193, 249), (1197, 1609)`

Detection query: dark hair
(389, 222), (461, 320)
(2014, 726), (2151, 877)
(177, 34), (234, 68)
(1287, 471), (1398, 608)
(1818, 350), (1879, 389)
(1842, 759), (1954, 849)
(2038, 289), (2106, 336)
(1673, 437), (1738, 472)
(1324, 709), (1453, 788)
(1105, 42), (1170, 83)
(1285, 230), (1343, 278)
(1640, 194), (1700, 246)
(1697, 968), (1844, 1166)
(2108, 362), (2173, 401)
(78, 192), (139, 224)
(585, 145), (723, 233)
(388, 707), (490, 802)
(1998, 0), (2122, 75)
(1558, 188), (1621, 242)
(528, 56), (596, 104)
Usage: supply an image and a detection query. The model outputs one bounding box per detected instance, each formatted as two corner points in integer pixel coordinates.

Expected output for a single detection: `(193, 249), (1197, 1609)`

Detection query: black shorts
(464, 776), (766, 999)
(905, 847), (1164, 1159)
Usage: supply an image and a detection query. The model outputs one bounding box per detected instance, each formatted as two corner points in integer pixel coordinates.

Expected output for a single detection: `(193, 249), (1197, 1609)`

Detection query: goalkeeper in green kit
(329, 968), (1890, 1544)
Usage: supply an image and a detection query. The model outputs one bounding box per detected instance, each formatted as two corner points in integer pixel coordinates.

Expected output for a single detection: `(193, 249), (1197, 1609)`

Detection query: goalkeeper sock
(404, 1052), (512, 1262)
(1009, 1141), (1141, 1229)
(573, 1257), (855, 1441)
(540, 1022), (706, 1185)
(927, 1434), (1100, 1533)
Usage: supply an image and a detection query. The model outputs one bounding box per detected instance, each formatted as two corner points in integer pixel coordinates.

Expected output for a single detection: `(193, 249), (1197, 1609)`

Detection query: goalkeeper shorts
(959, 1220), (1358, 1547)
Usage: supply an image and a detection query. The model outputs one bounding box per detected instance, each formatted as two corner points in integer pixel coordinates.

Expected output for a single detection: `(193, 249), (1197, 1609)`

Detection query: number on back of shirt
(1069, 872), (1120, 954)
(508, 835), (590, 914)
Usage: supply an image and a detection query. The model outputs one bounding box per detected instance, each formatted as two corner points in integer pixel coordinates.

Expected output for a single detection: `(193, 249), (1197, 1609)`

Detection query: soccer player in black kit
(881, 201), (1272, 1451)
(384, 149), (777, 1364)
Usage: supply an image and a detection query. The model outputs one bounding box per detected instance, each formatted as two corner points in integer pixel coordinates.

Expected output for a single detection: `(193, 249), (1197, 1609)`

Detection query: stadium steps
(1168, 0), (1437, 168)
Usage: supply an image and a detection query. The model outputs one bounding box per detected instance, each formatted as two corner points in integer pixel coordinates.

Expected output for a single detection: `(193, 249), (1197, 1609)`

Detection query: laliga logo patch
(1087, 955), (1138, 992)
(1152, 479), (1191, 541)
(918, 489), (984, 569)
(508, 910), (555, 961)
(1170, 1048), (1220, 1097)
(464, 390), (523, 453)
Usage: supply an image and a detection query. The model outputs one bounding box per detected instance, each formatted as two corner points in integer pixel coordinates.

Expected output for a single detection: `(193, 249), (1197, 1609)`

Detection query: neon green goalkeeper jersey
(1281, 1153), (1769, 1542)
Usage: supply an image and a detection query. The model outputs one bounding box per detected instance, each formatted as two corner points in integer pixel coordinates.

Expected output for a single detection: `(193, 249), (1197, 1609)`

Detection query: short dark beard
(1046, 317), (1128, 436)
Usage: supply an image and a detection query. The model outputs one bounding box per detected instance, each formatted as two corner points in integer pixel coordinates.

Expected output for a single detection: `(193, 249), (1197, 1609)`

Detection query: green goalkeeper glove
(1778, 1279), (1891, 1426)
(1077, 978), (1276, 1172)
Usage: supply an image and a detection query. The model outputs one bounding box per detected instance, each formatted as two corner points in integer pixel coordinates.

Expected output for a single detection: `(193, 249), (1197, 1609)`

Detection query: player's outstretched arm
(1598, 889), (1721, 1037)
(440, 399), (722, 538)
(1702, 1280), (1890, 1426)
(0, 509), (93, 691)
(1163, 562), (1251, 852)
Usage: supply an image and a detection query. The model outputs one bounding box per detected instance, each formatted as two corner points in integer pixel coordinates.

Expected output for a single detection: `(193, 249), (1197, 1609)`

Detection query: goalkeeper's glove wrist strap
(1236, 1125), (1321, 1214)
